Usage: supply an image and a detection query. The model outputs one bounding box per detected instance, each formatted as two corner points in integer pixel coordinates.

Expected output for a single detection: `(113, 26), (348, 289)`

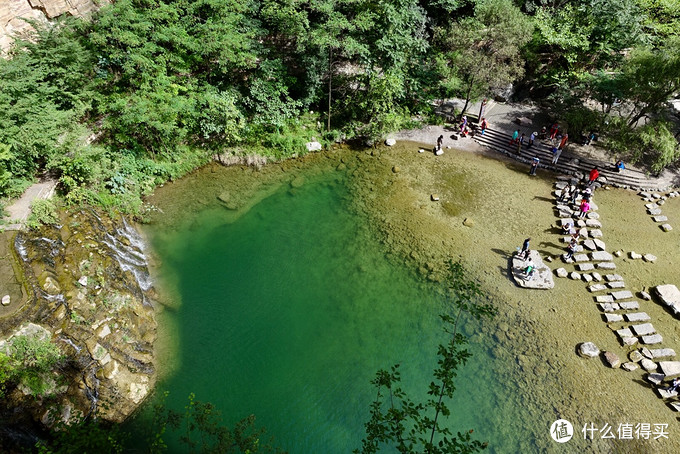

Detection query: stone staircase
(473, 128), (675, 191)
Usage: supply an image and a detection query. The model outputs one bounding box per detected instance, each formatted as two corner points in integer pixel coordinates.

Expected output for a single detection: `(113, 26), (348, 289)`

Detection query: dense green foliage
(0, 0), (679, 212)
(356, 262), (496, 453)
(0, 334), (64, 397)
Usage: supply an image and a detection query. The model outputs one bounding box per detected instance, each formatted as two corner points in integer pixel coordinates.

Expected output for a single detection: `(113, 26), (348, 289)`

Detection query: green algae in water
(141, 170), (542, 453)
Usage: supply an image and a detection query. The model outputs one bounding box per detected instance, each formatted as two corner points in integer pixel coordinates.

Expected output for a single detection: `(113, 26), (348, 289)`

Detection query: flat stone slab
(653, 215), (668, 222)
(616, 328), (634, 338)
(650, 349), (676, 359)
(569, 272), (581, 280)
(600, 303), (620, 312)
(648, 208), (662, 215)
(596, 295), (615, 303)
(593, 239), (606, 250)
(592, 272), (602, 282)
(661, 224), (673, 232)
(643, 254), (657, 262)
(646, 203), (659, 209)
(582, 273), (593, 283)
(619, 301), (640, 310)
(605, 313), (623, 322)
(583, 240), (597, 250)
(604, 274), (623, 282)
(625, 312), (651, 322)
(631, 323), (656, 336)
(657, 388), (678, 399)
(611, 290), (633, 300)
(642, 334), (663, 344)
(587, 212), (600, 220)
(630, 251), (642, 259)
(659, 361), (680, 376)
(511, 250), (554, 290)
(585, 219), (602, 228)
(591, 251), (613, 261)
(622, 362), (639, 371)
(588, 284), (608, 292)
(573, 254), (590, 262)
(555, 267), (568, 278)
(589, 229), (603, 238)
(577, 263), (595, 271)
(597, 262), (616, 270)
(646, 373), (665, 385)
(654, 284), (680, 315)
(608, 281), (626, 289)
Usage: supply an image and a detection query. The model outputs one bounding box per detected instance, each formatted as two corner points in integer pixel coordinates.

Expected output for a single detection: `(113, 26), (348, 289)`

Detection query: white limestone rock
(1, 295), (9, 306)
(661, 224), (673, 232)
(654, 284), (680, 315)
(622, 362), (639, 372)
(385, 138), (396, 146)
(305, 141), (322, 152)
(578, 342), (600, 358)
(643, 254), (657, 262)
(641, 358), (658, 371)
(555, 268), (568, 278)
(603, 351), (621, 368)
(629, 251), (642, 259)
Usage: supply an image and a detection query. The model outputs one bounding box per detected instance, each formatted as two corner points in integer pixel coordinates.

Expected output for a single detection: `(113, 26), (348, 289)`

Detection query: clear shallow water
(140, 170), (539, 453)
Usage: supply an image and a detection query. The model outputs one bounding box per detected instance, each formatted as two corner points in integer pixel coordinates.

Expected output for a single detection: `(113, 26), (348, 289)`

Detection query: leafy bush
(603, 118), (680, 173)
(2, 333), (65, 396)
(27, 199), (60, 229)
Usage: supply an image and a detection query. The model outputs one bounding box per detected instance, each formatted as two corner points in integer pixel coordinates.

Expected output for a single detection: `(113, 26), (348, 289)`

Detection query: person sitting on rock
(615, 160), (625, 173)
(565, 238), (578, 260)
(523, 259), (535, 280)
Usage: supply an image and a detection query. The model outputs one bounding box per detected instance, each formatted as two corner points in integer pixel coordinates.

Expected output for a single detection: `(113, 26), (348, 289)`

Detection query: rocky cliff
(0, 209), (156, 446)
(0, 0), (109, 52)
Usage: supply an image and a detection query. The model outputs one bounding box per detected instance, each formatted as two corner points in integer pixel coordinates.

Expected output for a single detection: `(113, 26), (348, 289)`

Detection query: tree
(437, 0), (532, 115)
(356, 262), (496, 454)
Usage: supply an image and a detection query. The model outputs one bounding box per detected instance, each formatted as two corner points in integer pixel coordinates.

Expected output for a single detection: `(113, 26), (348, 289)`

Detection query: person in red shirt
(588, 167), (599, 185)
(558, 133), (568, 150)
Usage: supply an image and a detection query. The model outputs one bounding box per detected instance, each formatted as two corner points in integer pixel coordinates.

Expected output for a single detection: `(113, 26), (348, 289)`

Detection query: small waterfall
(102, 218), (153, 297)
(58, 336), (82, 353)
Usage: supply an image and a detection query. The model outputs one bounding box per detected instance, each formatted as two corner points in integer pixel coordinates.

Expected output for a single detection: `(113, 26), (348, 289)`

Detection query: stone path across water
(549, 178), (680, 413)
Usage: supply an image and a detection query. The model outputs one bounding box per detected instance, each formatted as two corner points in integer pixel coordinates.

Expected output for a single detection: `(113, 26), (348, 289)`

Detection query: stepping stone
(593, 239), (606, 250)
(650, 349), (676, 359)
(588, 284), (608, 292)
(590, 251), (613, 261)
(585, 219), (602, 228)
(561, 236), (573, 243)
(576, 220), (587, 227)
(600, 303), (620, 312)
(646, 373), (664, 385)
(555, 182), (567, 189)
(590, 203), (599, 211)
(597, 262), (616, 270)
(631, 323), (655, 336)
(582, 273), (593, 283)
(616, 328), (634, 338)
(623, 337), (639, 346)
(661, 224), (673, 232)
(614, 250), (623, 257)
(625, 312), (651, 322)
(646, 203), (659, 209)
(555, 204), (571, 211)
(641, 347), (653, 359)
(555, 268), (568, 278)
(630, 251), (642, 259)
(587, 212), (600, 220)
(608, 281), (626, 289)
(604, 274), (623, 282)
(619, 301), (640, 310)
(642, 334), (663, 344)
(596, 295), (615, 303)
(573, 254), (590, 262)
(649, 208), (662, 215)
(640, 291), (651, 300)
(611, 290), (633, 300)
(653, 215), (668, 222)
(652, 193), (661, 199)
(590, 229), (603, 238)
(605, 313), (623, 322)
(569, 272), (581, 280)
(659, 361), (680, 376)
(558, 210), (573, 218)
(643, 254), (657, 262)
(657, 389), (678, 399)
(592, 272), (602, 282)
(670, 403), (680, 412)
(641, 358), (658, 371)
(577, 263), (595, 271)
(639, 191), (651, 198)
(559, 218), (574, 226)
(622, 362), (639, 371)
(583, 240), (597, 250)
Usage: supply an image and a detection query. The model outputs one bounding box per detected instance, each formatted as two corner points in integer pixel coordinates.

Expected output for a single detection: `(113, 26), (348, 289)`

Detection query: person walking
(579, 199), (590, 218)
(480, 117), (488, 135)
(558, 133), (568, 150)
(551, 146), (563, 165)
(436, 135), (443, 151)
(510, 129), (520, 145)
(569, 185), (580, 205)
(528, 131), (537, 148)
(529, 157), (539, 176)
(549, 123), (559, 140)
(460, 115), (468, 134)
(539, 126), (547, 140)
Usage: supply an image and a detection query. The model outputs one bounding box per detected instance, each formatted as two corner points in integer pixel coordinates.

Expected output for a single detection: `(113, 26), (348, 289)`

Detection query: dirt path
(3, 178), (57, 230)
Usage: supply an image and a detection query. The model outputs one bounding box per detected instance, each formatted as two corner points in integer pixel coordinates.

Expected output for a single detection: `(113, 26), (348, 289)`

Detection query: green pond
(139, 166), (543, 453)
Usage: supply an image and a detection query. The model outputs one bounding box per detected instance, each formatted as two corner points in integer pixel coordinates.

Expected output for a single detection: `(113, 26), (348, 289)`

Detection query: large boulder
(654, 284), (680, 315)
(510, 250), (554, 289)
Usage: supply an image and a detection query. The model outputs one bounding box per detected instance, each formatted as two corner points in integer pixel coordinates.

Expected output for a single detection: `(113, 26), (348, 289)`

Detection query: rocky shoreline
(0, 209), (156, 447)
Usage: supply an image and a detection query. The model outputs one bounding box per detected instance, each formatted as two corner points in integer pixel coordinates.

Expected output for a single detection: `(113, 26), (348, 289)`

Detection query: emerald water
(142, 168), (540, 453)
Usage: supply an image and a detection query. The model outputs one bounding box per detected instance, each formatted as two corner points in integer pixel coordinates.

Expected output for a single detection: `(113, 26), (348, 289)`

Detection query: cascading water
(101, 218), (153, 298)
